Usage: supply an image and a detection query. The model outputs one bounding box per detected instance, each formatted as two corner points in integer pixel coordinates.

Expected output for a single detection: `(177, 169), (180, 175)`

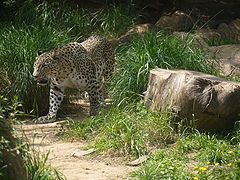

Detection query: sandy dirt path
(15, 122), (137, 180)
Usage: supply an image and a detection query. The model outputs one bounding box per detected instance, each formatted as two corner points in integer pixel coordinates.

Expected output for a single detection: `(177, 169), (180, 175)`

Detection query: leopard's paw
(34, 115), (56, 124)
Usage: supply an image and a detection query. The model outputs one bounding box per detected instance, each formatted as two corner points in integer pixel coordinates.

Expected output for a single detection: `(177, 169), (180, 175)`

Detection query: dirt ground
(14, 101), (137, 180)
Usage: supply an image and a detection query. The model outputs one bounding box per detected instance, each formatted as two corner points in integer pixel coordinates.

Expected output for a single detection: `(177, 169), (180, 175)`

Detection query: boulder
(144, 68), (240, 132)
(210, 45), (240, 76)
(110, 23), (159, 47)
(195, 28), (221, 42)
(155, 11), (193, 32)
(217, 19), (240, 41)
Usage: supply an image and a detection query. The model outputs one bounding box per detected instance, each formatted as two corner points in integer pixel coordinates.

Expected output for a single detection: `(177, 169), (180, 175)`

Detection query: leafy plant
(0, 95), (23, 119)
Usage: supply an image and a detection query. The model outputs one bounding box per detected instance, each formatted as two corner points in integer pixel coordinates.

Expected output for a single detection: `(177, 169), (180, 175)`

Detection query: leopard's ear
(37, 50), (44, 56)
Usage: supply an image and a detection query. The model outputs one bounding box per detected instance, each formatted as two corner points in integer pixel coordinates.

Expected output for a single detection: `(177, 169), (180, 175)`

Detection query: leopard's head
(33, 50), (59, 86)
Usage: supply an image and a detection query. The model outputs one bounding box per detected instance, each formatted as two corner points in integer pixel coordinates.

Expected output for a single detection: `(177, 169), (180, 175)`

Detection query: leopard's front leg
(36, 85), (64, 123)
(87, 81), (104, 116)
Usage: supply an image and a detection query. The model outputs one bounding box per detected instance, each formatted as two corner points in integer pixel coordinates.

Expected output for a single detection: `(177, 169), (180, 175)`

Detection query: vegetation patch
(24, 147), (65, 180)
(63, 105), (240, 179)
(112, 31), (216, 106)
(63, 103), (176, 157)
(1, 1), (239, 179)
(132, 131), (240, 179)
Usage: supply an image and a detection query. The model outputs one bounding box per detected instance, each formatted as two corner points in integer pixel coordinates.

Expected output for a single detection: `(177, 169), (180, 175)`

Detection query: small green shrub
(112, 31), (216, 106)
(0, 95), (23, 120)
(0, 116), (27, 179)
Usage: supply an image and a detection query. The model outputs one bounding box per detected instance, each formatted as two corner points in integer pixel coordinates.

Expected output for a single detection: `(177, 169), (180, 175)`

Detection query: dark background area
(1, 0), (240, 28)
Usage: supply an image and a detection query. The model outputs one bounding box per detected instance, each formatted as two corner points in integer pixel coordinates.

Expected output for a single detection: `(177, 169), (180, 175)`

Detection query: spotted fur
(33, 35), (115, 123)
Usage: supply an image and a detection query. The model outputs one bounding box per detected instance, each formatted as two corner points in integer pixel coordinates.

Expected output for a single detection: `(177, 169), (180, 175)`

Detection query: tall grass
(0, 24), (71, 114)
(112, 31), (216, 106)
(0, 1), (72, 114)
(61, 5), (135, 38)
(0, 1), (135, 114)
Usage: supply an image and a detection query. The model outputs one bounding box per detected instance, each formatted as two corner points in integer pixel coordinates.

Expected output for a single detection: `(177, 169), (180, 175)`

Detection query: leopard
(32, 35), (115, 123)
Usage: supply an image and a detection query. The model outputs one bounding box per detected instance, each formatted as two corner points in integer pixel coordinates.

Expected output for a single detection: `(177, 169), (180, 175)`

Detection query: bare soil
(15, 105), (137, 180)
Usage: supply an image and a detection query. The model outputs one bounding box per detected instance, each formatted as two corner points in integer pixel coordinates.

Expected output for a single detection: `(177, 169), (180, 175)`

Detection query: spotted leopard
(33, 35), (115, 123)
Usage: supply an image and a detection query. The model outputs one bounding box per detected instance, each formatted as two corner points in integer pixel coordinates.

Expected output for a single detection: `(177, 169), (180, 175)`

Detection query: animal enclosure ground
(15, 121), (137, 180)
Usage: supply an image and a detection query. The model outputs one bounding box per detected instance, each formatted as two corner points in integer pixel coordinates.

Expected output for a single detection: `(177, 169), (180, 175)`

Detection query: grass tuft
(63, 103), (176, 158)
(131, 150), (189, 179)
(24, 147), (65, 180)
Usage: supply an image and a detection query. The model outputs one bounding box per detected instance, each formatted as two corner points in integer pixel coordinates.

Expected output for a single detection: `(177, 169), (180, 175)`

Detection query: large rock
(176, 1), (240, 28)
(195, 28), (221, 42)
(110, 23), (159, 47)
(217, 19), (240, 41)
(144, 68), (240, 132)
(193, 18), (240, 44)
(210, 45), (240, 76)
(155, 11), (193, 32)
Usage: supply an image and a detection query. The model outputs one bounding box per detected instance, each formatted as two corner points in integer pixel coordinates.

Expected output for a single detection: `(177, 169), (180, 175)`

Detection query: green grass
(0, 1), (72, 114)
(62, 107), (240, 179)
(132, 130), (240, 179)
(62, 104), (240, 179)
(2, 1), (239, 179)
(112, 31), (216, 106)
(24, 148), (65, 180)
(132, 150), (189, 179)
(63, 103), (176, 158)
(0, 23), (71, 114)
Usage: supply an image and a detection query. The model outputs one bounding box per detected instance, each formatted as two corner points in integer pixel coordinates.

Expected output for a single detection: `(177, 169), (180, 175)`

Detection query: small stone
(71, 148), (96, 158)
(126, 155), (149, 166)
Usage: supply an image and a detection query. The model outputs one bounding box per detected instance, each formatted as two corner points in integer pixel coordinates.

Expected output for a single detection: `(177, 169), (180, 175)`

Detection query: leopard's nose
(33, 74), (40, 80)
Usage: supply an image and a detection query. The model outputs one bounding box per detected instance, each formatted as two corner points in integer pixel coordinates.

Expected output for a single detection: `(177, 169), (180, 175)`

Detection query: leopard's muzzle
(33, 75), (48, 86)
